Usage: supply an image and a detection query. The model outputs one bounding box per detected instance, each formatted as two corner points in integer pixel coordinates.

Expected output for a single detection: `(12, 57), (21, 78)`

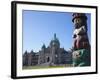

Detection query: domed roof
(50, 33), (60, 46)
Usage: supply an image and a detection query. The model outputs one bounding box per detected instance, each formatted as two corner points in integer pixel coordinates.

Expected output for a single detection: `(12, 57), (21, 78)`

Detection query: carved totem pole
(72, 13), (91, 66)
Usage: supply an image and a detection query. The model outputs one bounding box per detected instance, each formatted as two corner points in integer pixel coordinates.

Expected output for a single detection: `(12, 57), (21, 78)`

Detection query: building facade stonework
(23, 34), (72, 66)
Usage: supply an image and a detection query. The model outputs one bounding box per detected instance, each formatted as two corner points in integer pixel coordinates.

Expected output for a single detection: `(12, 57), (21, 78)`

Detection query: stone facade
(23, 34), (72, 66)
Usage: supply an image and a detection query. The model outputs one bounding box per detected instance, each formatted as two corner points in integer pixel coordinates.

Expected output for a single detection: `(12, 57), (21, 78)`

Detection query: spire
(50, 33), (60, 47)
(54, 33), (56, 39)
(42, 43), (46, 49)
(24, 50), (28, 54)
(53, 33), (59, 42)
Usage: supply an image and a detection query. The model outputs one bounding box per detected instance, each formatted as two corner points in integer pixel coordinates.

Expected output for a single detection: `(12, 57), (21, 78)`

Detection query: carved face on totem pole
(72, 13), (90, 50)
(72, 13), (91, 66)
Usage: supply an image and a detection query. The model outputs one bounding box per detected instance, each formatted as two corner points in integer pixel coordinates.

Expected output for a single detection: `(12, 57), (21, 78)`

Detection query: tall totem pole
(72, 13), (91, 66)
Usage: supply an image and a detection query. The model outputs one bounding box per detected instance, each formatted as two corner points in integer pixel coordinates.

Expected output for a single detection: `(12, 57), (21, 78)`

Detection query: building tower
(50, 33), (60, 65)
(38, 44), (46, 64)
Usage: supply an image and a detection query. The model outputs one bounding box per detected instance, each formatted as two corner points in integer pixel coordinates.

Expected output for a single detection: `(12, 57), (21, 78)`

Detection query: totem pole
(72, 13), (91, 66)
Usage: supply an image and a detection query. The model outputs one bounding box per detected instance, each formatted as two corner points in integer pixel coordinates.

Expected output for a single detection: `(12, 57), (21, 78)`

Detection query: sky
(23, 10), (91, 53)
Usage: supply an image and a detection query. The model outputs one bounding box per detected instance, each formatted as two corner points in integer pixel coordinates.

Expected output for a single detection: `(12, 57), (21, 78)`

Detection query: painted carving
(72, 13), (90, 50)
(72, 13), (90, 66)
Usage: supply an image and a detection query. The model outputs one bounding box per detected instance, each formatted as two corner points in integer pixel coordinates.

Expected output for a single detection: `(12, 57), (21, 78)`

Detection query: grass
(23, 64), (72, 70)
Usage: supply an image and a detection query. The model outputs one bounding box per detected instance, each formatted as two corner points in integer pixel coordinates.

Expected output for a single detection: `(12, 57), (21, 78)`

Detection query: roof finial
(42, 43), (46, 49)
(54, 33), (56, 39)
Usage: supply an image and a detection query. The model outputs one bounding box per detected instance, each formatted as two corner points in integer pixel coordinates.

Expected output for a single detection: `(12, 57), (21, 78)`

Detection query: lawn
(23, 64), (72, 70)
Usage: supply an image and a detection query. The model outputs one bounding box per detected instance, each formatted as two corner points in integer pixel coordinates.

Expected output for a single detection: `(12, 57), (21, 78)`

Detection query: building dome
(50, 33), (60, 47)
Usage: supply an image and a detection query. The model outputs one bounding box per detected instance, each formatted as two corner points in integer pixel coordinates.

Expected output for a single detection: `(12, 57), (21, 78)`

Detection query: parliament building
(23, 34), (72, 66)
